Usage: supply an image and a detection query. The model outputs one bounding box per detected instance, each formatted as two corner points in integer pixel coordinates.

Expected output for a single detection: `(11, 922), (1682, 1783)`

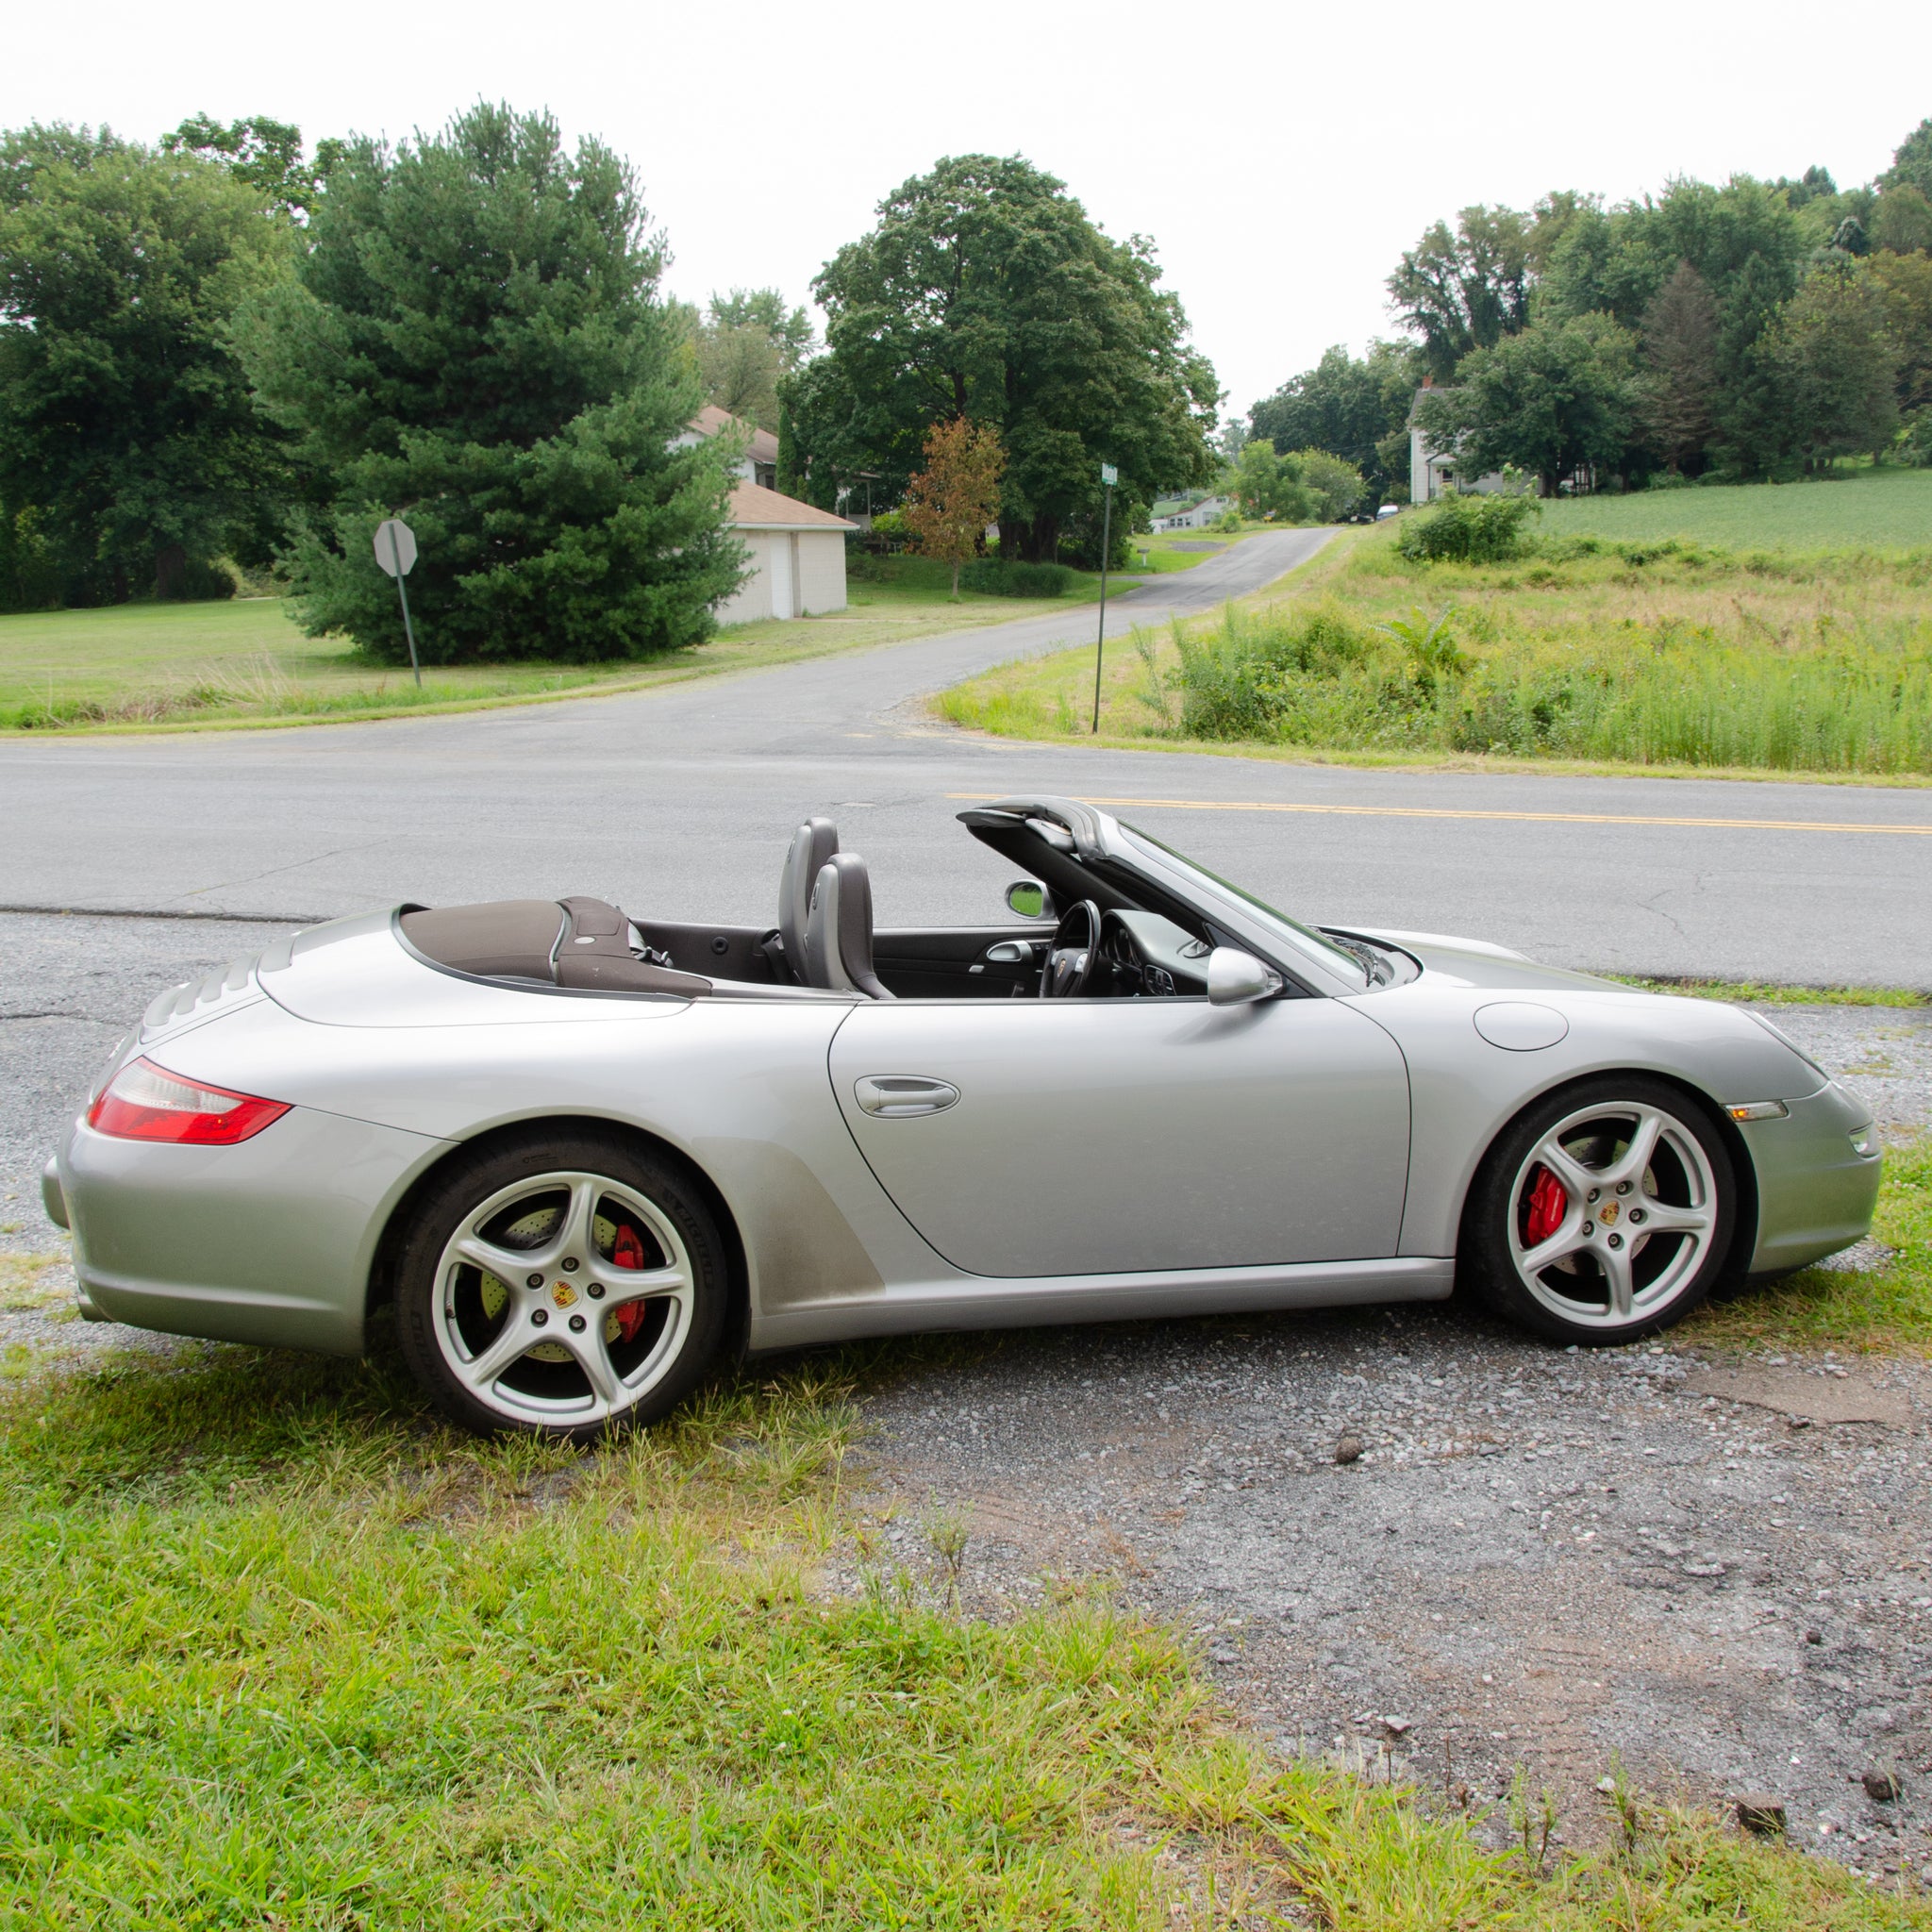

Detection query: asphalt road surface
(1, 524), (1928, 990)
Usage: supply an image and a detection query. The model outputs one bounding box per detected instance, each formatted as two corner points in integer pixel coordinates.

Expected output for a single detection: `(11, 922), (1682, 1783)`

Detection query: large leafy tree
(239, 103), (741, 664)
(1248, 341), (1416, 497)
(0, 123), (295, 604)
(1540, 176), (1807, 332)
(1385, 206), (1537, 381)
(686, 287), (814, 431)
(161, 114), (343, 219)
(1773, 263), (1900, 468)
(1416, 312), (1637, 496)
(792, 155), (1218, 564)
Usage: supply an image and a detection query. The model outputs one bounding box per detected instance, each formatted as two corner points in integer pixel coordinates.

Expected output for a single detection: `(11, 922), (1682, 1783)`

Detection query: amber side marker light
(87, 1058), (291, 1145)
(1727, 1101), (1790, 1123)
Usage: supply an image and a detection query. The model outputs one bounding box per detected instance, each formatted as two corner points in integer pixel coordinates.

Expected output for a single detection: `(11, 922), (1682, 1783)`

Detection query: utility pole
(1091, 462), (1116, 734)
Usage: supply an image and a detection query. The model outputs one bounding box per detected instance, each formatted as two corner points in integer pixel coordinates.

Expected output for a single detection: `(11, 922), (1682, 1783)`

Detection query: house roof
(691, 404), (780, 467)
(728, 481), (856, 531)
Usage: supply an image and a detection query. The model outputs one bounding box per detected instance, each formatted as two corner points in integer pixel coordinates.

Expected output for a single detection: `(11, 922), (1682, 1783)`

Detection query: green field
(1534, 465), (1932, 551)
(2, 1231), (1927, 1927)
(0, 558), (1100, 734)
(942, 520), (1932, 779)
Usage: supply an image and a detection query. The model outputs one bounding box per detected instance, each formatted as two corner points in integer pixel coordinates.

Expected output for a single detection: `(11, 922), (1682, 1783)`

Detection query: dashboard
(1095, 909), (1212, 998)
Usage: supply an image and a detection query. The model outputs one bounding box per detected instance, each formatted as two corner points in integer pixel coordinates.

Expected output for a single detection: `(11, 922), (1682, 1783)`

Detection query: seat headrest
(778, 816), (839, 984)
(805, 852), (892, 1000)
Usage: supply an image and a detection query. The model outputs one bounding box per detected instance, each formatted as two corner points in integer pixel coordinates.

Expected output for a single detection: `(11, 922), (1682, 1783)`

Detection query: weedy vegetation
(941, 516), (1932, 779)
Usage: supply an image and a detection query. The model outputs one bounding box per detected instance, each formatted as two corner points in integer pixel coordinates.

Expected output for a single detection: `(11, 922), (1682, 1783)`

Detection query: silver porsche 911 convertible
(45, 795), (1879, 1441)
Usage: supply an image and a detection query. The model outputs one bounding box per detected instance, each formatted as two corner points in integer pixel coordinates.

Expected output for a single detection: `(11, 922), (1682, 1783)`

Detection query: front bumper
(1739, 1080), (1883, 1276)
(59, 1105), (449, 1356)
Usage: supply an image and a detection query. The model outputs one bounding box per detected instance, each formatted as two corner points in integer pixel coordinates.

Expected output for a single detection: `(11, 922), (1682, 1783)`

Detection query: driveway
(0, 525), (1927, 988)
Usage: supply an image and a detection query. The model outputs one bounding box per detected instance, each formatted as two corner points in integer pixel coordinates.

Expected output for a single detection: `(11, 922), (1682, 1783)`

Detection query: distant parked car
(1375, 503), (1402, 520)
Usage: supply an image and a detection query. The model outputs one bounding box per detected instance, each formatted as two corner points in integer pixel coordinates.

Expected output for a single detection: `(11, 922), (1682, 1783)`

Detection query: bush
(1396, 491), (1541, 564)
(1290, 449), (1366, 521)
(959, 558), (1078, 597)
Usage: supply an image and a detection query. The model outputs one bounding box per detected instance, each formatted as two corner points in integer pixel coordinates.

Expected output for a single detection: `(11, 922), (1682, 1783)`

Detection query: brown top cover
(401, 898), (711, 998)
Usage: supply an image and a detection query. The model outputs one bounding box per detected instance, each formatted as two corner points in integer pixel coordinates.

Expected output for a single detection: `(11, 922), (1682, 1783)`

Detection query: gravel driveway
(5, 909), (1930, 1876)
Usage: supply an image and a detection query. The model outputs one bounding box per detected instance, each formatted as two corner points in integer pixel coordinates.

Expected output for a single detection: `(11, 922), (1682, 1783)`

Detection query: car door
(827, 995), (1409, 1278)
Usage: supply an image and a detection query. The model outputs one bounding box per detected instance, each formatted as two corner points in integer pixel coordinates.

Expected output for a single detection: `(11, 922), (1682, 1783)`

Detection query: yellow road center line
(946, 792), (1932, 837)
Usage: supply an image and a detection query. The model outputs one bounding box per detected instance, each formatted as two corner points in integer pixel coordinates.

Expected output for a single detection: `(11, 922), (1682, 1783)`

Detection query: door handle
(854, 1074), (960, 1118)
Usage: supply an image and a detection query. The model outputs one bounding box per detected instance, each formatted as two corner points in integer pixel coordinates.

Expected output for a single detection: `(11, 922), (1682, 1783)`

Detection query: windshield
(1118, 823), (1369, 986)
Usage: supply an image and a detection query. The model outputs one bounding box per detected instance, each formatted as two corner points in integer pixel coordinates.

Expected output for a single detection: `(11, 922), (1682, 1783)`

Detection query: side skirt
(750, 1256), (1453, 1350)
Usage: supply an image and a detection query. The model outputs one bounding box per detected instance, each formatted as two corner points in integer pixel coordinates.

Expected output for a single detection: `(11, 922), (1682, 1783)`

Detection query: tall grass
(944, 531), (1932, 776)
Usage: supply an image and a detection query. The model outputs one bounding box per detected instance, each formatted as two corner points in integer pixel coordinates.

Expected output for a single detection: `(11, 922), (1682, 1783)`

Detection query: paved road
(1, 525), (1928, 986)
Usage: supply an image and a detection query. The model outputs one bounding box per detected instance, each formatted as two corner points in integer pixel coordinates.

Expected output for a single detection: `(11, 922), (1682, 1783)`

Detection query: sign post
(373, 518), (423, 688)
(1091, 462), (1117, 734)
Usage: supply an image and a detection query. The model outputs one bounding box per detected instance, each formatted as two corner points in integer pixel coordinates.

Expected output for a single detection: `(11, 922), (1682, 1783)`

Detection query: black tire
(1462, 1074), (1735, 1347)
(393, 1127), (729, 1441)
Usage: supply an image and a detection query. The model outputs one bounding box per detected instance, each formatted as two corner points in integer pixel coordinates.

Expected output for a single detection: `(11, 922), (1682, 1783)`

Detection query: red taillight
(86, 1058), (291, 1145)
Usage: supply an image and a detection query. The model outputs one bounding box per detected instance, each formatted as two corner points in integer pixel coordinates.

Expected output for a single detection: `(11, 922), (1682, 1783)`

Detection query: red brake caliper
(1524, 1164), (1568, 1247)
(611, 1223), (650, 1341)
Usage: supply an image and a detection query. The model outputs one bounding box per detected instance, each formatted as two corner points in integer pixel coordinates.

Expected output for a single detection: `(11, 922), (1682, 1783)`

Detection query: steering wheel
(1040, 900), (1102, 999)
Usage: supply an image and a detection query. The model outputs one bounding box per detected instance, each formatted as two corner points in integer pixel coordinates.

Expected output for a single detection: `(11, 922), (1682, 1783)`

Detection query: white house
(1154, 494), (1231, 531)
(1407, 385), (1508, 503)
(679, 408), (857, 623)
(715, 481), (857, 625)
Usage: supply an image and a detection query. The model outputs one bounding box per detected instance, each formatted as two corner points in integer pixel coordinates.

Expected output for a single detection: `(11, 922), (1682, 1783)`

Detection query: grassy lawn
(1533, 465), (1932, 551)
(4, 1295), (1927, 1926)
(940, 521), (1932, 780)
(1690, 1139), (1932, 1356)
(1124, 525), (1284, 575)
(0, 558), (1101, 737)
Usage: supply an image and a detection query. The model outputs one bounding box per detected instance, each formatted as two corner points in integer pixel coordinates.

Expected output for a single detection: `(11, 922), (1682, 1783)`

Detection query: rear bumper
(59, 1106), (450, 1355)
(1740, 1081), (1883, 1276)
(41, 1157), (68, 1230)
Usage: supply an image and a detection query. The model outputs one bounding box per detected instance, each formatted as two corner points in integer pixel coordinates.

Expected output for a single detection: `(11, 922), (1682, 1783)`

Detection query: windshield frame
(1116, 822), (1369, 991)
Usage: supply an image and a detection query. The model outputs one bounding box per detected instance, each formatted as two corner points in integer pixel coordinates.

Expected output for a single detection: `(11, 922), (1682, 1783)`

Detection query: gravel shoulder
(4, 909), (1930, 1880)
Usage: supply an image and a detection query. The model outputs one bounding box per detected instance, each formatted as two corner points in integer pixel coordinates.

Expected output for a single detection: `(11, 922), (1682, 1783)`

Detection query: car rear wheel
(394, 1130), (728, 1441)
(1463, 1075), (1735, 1346)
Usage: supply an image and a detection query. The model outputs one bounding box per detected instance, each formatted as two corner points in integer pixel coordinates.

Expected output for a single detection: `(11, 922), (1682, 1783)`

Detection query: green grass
(0, 564), (1086, 737)
(1533, 465), (1932, 552)
(1, 1307), (1928, 1924)
(941, 524), (1932, 778)
(1604, 977), (1932, 1008)
(1690, 1139), (1932, 1355)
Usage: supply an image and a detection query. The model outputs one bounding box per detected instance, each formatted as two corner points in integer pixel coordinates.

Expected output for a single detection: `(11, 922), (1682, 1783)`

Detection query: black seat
(805, 852), (893, 999)
(778, 816), (839, 986)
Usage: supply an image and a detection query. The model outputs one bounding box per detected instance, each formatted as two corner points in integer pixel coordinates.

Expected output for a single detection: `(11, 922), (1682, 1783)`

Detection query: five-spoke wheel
(1465, 1075), (1735, 1344)
(394, 1131), (727, 1439)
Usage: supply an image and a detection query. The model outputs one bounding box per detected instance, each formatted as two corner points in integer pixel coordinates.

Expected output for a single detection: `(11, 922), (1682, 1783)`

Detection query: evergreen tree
(238, 103), (741, 664)
(1638, 261), (1721, 472)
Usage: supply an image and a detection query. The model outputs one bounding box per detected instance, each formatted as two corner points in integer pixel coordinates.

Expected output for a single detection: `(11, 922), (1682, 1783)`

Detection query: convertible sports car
(46, 796), (1880, 1441)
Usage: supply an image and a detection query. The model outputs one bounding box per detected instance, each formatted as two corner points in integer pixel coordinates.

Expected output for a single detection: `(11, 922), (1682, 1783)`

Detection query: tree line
(0, 108), (1220, 653)
(1248, 120), (1932, 500)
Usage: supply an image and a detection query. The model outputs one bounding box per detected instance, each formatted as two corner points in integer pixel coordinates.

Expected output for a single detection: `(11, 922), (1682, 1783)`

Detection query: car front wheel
(394, 1130), (728, 1441)
(1464, 1075), (1736, 1346)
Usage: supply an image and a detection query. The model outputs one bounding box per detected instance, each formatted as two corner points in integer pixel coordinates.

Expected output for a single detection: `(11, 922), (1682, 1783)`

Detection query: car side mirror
(1206, 947), (1284, 1006)
(1005, 880), (1056, 921)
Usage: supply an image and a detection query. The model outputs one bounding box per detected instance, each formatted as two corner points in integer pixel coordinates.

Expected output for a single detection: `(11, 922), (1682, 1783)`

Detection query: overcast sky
(8, 1), (1930, 419)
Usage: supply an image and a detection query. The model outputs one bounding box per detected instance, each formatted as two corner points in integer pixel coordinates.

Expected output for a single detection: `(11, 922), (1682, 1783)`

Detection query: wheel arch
(1454, 1067), (1758, 1286)
(364, 1115), (752, 1360)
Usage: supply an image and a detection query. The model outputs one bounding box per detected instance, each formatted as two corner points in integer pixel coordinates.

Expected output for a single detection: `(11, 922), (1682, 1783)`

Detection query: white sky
(8, 0), (1930, 419)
